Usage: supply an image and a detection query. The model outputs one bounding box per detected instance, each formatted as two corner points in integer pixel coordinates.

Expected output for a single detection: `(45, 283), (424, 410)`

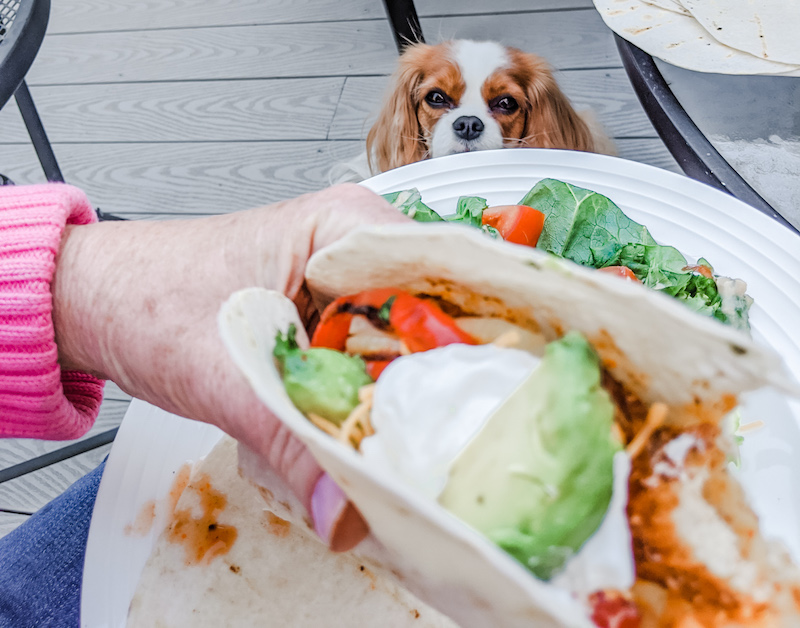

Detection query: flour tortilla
(128, 436), (457, 627)
(681, 0), (800, 65)
(641, 0), (690, 17)
(218, 224), (799, 628)
(592, 0), (800, 75)
(304, 224), (797, 406)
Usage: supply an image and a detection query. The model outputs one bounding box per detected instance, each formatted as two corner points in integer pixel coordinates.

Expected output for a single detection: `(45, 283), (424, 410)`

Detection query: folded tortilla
(218, 223), (800, 627)
(680, 0), (800, 66)
(128, 435), (457, 627)
(592, 0), (800, 75)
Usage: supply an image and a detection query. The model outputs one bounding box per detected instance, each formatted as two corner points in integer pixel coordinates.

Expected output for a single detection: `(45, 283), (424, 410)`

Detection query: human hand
(52, 183), (409, 550)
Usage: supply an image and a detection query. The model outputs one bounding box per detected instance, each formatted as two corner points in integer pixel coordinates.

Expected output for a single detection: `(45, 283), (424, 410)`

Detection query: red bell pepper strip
(310, 289), (477, 355)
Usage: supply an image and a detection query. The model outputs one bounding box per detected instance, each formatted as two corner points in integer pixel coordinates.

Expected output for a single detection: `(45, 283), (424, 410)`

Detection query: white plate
(81, 401), (223, 628)
(82, 148), (800, 626)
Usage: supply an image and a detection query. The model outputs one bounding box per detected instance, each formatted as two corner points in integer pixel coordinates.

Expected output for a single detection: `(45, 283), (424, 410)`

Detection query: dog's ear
(511, 50), (596, 152)
(366, 43), (433, 174)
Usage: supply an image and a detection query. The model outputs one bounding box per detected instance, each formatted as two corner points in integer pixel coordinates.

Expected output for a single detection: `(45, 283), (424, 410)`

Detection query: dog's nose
(452, 116), (484, 141)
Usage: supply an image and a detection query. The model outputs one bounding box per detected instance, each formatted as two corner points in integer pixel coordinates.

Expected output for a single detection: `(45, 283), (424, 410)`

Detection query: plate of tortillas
(593, 0), (800, 75)
(82, 150), (800, 627)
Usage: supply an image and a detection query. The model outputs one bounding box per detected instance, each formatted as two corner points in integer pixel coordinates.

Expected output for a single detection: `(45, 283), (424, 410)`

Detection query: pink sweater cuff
(0, 184), (105, 440)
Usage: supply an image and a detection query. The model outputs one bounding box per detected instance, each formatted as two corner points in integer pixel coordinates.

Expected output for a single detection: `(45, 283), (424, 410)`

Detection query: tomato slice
(589, 591), (641, 628)
(388, 292), (477, 352)
(682, 263), (714, 278)
(482, 205), (545, 247)
(598, 266), (640, 282)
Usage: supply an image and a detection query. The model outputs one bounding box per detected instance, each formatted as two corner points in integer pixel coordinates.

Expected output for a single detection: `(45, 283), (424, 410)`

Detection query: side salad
(383, 179), (753, 331)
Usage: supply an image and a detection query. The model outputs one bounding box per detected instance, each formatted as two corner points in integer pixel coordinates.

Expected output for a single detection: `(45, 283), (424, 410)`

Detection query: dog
(331, 39), (614, 183)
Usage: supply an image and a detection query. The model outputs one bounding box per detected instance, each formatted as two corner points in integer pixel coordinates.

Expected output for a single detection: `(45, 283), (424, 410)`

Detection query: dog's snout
(452, 116), (484, 141)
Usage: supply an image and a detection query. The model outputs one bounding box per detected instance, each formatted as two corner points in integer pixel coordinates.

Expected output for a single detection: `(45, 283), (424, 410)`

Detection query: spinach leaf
(382, 188), (445, 222)
(446, 196), (488, 228)
(482, 224), (501, 239)
(610, 243), (692, 292)
(608, 243), (750, 330)
(521, 179), (656, 267)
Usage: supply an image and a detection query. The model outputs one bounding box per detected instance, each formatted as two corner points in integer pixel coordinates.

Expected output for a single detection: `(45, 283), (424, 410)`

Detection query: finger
(239, 417), (369, 552)
(308, 183), (411, 255)
(311, 472), (370, 552)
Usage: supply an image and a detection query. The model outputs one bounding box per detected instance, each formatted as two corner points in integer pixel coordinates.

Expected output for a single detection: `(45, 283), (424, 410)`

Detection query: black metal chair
(0, 0), (62, 183)
(381, 0), (424, 53)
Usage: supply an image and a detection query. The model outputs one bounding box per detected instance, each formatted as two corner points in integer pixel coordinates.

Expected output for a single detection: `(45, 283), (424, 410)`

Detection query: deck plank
(27, 22), (400, 85)
(0, 138), (680, 215)
(0, 512), (29, 538)
(103, 381), (133, 402)
(0, 399), (127, 471)
(0, 140), (363, 213)
(0, 78), (346, 143)
(27, 11), (614, 86)
(0, 446), (111, 514)
(420, 11), (617, 70)
(48, 0), (595, 34)
(615, 139), (679, 172)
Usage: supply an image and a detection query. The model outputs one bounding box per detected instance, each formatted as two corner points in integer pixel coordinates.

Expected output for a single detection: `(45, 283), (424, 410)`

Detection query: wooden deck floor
(0, 0), (679, 536)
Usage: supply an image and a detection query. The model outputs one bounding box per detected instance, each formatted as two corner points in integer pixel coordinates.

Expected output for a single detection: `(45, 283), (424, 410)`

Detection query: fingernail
(311, 473), (369, 552)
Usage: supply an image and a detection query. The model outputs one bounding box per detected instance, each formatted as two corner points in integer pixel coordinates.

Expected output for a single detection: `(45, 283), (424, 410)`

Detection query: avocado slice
(273, 324), (373, 426)
(438, 332), (620, 580)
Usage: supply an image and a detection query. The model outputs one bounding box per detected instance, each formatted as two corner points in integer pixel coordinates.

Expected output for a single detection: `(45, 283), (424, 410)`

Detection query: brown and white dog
(333, 39), (614, 182)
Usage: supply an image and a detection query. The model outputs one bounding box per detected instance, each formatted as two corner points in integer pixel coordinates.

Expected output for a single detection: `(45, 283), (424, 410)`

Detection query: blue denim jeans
(0, 461), (104, 628)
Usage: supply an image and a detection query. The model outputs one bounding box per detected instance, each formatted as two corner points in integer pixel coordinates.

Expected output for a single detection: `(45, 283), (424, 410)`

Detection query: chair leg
(381, 0), (424, 54)
(13, 81), (126, 221)
(14, 80), (64, 183)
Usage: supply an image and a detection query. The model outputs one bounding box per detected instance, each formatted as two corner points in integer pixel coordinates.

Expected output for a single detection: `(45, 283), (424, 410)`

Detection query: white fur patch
(430, 41), (509, 158)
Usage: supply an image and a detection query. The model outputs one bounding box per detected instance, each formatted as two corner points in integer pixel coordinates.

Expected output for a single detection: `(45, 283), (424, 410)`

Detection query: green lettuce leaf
(382, 188), (444, 222)
(521, 179), (656, 267)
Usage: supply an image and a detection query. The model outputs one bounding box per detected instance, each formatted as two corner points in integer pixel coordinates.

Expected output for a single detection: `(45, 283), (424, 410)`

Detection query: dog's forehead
(452, 41), (510, 85)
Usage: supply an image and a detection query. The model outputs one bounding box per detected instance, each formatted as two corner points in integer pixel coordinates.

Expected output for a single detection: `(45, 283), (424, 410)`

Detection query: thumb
(236, 420), (369, 552)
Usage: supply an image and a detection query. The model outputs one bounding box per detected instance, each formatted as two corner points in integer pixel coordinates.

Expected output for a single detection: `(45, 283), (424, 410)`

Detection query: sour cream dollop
(359, 343), (539, 500)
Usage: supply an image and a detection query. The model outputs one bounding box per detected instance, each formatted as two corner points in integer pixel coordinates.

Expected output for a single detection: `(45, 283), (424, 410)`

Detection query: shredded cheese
(338, 385), (376, 450)
(626, 402), (669, 459)
(736, 419), (765, 435)
(308, 412), (340, 438)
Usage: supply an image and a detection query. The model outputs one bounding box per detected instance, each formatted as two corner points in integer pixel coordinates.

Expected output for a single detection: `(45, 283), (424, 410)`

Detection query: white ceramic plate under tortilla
(81, 148), (800, 626)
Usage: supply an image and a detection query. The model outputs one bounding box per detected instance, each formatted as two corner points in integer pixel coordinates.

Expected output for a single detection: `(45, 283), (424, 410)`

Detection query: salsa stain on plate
(165, 471), (238, 565)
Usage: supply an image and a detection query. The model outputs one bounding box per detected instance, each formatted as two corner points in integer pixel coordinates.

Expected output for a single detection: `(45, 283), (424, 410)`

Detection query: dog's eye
(425, 90), (450, 108)
(490, 95), (519, 114)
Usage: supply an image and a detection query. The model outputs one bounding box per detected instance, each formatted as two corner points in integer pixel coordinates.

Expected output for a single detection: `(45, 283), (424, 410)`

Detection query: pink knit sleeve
(0, 184), (105, 440)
